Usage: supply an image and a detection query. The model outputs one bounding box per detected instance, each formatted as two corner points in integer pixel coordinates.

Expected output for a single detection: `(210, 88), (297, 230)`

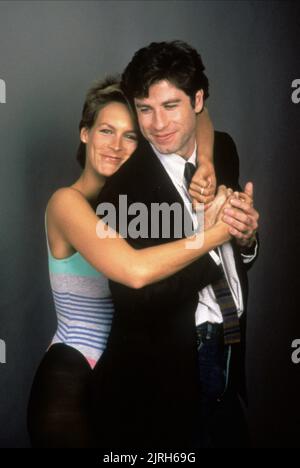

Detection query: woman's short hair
(76, 76), (135, 168)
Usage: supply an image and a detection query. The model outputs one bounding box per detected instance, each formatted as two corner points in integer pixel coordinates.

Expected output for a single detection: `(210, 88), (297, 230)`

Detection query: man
(93, 41), (259, 449)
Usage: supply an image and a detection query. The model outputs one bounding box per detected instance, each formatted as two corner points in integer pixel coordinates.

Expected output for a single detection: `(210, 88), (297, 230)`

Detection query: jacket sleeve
(215, 132), (259, 271)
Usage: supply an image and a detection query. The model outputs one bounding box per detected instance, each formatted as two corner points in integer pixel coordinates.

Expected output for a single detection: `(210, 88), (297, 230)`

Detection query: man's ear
(80, 127), (89, 144)
(194, 89), (204, 113)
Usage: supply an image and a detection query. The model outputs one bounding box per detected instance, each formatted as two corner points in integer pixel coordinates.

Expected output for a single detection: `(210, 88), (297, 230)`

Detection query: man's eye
(165, 104), (177, 109)
(139, 108), (151, 113)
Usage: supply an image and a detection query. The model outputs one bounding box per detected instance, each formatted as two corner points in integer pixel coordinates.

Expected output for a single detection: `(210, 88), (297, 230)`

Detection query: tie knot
(184, 162), (197, 186)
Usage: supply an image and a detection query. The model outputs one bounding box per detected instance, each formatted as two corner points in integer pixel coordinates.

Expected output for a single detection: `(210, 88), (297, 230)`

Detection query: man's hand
(188, 160), (217, 210)
(222, 182), (259, 247)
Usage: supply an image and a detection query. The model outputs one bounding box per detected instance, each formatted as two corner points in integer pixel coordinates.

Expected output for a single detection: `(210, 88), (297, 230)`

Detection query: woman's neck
(71, 168), (106, 206)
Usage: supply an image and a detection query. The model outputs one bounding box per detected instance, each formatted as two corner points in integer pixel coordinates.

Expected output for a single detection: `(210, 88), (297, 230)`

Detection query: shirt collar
(151, 143), (197, 188)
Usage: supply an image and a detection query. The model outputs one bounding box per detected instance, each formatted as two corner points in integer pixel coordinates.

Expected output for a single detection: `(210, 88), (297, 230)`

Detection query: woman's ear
(194, 89), (204, 113)
(80, 127), (89, 144)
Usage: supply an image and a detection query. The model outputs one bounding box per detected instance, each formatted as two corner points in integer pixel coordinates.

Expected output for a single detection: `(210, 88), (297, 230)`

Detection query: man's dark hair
(121, 40), (209, 108)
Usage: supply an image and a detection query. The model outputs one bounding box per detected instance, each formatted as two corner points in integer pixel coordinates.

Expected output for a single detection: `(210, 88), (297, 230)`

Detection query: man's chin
(152, 143), (178, 155)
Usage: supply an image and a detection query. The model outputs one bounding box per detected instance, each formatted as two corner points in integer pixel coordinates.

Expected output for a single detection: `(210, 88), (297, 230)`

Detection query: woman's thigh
(27, 343), (94, 448)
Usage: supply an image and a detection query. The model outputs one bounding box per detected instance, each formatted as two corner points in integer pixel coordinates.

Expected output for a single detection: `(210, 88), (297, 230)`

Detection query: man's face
(134, 80), (203, 159)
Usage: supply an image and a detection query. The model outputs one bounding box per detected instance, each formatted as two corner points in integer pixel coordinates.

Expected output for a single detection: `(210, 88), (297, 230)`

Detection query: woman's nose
(109, 135), (122, 152)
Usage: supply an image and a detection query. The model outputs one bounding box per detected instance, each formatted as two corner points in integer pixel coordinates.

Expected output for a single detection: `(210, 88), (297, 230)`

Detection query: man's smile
(152, 131), (177, 143)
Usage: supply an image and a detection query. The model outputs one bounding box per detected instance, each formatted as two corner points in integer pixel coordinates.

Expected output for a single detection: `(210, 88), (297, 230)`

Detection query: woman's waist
(52, 294), (114, 325)
(53, 311), (113, 347)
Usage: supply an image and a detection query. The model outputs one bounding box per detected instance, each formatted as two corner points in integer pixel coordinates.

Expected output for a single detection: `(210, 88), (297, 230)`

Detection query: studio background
(0, 0), (299, 448)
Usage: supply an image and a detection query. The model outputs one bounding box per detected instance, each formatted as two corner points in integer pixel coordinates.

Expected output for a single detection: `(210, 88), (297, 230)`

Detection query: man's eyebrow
(135, 102), (151, 108)
(162, 99), (181, 105)
(135, 99), (181, 108)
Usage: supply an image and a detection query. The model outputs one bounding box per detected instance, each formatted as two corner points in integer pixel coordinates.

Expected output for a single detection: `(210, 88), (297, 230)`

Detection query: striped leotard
(46, 215), (114, 368)
(27, 215), (115, 447)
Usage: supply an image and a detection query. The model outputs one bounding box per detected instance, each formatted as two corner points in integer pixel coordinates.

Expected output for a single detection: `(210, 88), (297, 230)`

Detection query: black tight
(27, 344), (94, 448)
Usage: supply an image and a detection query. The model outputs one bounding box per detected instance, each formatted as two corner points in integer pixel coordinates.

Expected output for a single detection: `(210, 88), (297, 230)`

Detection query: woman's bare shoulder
(47, 187), (90, 224)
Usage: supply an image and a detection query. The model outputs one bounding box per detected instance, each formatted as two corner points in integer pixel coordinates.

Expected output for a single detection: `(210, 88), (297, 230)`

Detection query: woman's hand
(188, 160), (217, 210)
(204, 185), (229, 230)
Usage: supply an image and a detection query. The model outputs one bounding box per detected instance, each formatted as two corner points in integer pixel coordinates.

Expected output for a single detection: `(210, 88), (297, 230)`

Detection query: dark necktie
(184, 161), (241, 345)
(184, 162), (197, 232)
(184, 162), (197, 188)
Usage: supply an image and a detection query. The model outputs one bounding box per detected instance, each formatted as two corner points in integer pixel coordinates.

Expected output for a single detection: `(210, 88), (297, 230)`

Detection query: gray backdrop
(0, 0), (299, 448)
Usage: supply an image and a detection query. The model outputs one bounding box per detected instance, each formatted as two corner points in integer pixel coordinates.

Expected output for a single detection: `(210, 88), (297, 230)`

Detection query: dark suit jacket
(96, 131), (258, 400)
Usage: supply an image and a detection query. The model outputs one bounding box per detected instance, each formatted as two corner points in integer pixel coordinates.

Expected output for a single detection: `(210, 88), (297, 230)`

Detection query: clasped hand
(190, 177), (259, 248)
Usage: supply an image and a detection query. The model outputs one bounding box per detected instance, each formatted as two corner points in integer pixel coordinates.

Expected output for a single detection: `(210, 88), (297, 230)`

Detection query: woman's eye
(125, 134), (138, 141)
(99, 128), (113, 134)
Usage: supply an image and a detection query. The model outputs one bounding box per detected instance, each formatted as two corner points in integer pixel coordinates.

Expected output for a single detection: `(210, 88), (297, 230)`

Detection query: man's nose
(152, 110), (167, 131)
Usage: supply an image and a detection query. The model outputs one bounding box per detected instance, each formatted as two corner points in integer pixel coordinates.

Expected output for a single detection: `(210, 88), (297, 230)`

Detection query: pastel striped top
(45, 214), (114, 368)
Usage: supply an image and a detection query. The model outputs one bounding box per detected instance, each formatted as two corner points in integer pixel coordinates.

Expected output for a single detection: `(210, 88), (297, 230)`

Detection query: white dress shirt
(151, 143), (256, 325)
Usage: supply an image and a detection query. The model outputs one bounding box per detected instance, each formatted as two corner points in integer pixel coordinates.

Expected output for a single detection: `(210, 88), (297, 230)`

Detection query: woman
(27, 77), (230, 448)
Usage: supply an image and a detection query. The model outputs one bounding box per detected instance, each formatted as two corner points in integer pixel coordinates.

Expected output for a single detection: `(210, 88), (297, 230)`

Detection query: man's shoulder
(214, 130), (239, 161)
(213, 131), (240, 186)
(214, 130), (237, 151)
(97, 138), (156, 202)
(102, 139), (144, 179)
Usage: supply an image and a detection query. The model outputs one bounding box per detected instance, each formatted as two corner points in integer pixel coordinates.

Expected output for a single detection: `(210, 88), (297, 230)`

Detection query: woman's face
(81, 102), (138, 177)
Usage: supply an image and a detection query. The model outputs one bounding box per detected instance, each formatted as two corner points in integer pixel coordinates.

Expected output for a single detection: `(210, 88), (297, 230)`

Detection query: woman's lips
(102, 154), (122, 164)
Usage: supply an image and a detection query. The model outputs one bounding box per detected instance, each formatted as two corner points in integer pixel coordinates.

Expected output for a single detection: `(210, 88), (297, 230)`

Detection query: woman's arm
(47, 188), (230, 290)
(188, 107), (217, 208)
